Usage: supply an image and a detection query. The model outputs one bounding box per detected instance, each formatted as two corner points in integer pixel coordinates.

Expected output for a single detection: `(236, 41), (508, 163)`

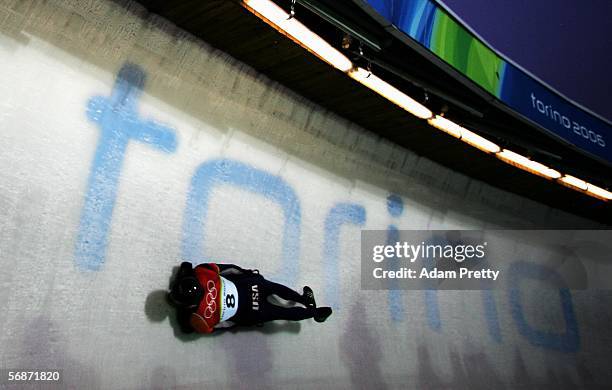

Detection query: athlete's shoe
(314, 307), (332, 323)
(303, 286), (316, 308)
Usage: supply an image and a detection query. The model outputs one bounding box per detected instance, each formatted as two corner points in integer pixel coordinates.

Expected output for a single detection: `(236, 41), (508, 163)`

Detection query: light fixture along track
(241, 0), (610, 202)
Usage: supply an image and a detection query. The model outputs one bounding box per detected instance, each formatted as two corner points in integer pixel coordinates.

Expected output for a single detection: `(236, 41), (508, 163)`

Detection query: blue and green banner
(362, 0), (612, 165)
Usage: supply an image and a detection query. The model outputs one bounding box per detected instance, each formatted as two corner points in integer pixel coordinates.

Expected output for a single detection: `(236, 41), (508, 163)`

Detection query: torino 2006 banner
(358, 0), (612, 165)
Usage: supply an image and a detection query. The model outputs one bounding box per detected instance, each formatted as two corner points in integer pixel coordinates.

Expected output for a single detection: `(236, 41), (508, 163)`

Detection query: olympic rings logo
(203, 280), (217, 319)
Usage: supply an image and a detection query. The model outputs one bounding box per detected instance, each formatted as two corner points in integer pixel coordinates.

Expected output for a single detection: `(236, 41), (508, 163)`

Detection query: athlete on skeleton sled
(168, 262), (332, 333)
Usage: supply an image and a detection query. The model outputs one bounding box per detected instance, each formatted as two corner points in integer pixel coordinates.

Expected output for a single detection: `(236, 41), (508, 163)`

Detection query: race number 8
(226, 294), (235, 308)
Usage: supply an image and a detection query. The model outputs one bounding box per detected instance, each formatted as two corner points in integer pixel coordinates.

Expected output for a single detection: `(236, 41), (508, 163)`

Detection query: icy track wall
(0, 0), (610, 389)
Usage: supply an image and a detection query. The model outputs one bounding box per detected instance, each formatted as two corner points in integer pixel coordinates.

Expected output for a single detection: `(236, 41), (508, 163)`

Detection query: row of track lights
(242, 0), (611, 201)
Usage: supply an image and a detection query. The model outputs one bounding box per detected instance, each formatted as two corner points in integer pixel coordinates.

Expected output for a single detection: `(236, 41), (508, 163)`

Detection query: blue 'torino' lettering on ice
(509, 261), (579, 352)
(182, 158), (301, 286)
(323, 203), (366, 309)
(75, 63), (177, 271)
(71, 62), (580, 353)
(386, 194), (404, 322)
(422, 233), (501, 341)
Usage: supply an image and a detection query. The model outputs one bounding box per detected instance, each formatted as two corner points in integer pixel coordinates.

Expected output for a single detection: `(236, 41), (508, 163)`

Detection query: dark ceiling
(134, 0), (611, 224)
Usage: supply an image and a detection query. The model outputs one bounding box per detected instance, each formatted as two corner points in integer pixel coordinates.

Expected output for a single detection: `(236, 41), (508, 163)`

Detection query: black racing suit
(170, 262), (318, 333)
(218, 264), (316, 326)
